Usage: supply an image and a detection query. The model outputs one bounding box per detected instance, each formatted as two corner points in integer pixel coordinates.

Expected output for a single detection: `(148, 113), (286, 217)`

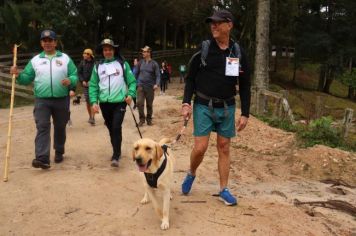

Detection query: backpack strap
(200, 39), (242, 67)
(200, 40), (211, 67)
(231, 41), (242, 62)
(116, 55), (127, 84)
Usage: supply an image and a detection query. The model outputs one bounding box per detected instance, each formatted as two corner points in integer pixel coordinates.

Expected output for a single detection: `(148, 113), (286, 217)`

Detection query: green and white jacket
(89, 58), (136, 105)
(16, 51), (78, 98)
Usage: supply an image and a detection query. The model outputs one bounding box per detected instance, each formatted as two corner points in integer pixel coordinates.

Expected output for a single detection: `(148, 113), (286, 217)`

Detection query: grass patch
(329, 79), (348, 97)
(258, 115), (356, 152)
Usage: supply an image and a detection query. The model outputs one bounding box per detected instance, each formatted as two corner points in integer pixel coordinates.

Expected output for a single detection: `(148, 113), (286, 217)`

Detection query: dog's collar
(144, 145), (168, 188)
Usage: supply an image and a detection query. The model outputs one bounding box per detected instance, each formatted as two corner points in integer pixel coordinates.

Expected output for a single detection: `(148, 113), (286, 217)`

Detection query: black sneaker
(54, 154), (64, 163)
(88, 117), (95, 125)
(147, 120), (153, 126)
(32, 159), (50, 169)
(111, 159), (119, 167)
(138, 121), (145, 127)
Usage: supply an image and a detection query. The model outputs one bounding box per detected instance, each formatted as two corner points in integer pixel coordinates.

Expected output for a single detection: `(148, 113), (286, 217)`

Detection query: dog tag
(225, 57), (239, 76)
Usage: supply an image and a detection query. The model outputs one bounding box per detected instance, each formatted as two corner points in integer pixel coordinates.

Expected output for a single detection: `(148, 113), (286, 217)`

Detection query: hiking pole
(4, 44), (20, 182)
(128, 104), (143, 139)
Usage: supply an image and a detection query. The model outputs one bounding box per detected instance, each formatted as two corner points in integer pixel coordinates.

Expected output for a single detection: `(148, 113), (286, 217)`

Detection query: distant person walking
(136, 46), (160, 126)
(131, 58), (139, 109)
(160, 61), (170, 95)
(89, 39), (136, 167)
(10, 29), (78, 169)
(179, 64), (187, 83)
(166, 61), (172, 83)
(78, 48), (96, 125)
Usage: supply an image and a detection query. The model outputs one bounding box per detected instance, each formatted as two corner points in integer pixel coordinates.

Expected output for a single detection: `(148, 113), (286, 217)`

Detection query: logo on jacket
(55, 60), (63, 67)
(40, 61), (47, 65)
(100, 70), (106, 75)
(114, 69), (120, 76)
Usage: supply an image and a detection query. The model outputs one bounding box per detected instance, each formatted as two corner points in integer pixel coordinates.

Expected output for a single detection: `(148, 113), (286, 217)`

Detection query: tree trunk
(183, 24), (188, 49)
(273, 46), (279, 73)
(292, 50), (297, 84)
(135, 16), (140, 50)
(140, 17), (146, 47)
(348, 86), (354, 99)
(162, 18), (167, 50)
(323, 66), (334, 94)
(318, 64), (326, 91)
(173, 24), (179, 49)
(254, 0), (271, 114)
(348, 58), (354, 99)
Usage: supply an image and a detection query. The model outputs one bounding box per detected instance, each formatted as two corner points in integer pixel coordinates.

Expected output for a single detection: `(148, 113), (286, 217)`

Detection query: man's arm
(154, 61), (161, 86)
(182, 52), (200, 105)
(67, 58), (78, 86)
(89, 65), (99, 105)
(16, 61), (35, 85)
(181, 52), (201, 120)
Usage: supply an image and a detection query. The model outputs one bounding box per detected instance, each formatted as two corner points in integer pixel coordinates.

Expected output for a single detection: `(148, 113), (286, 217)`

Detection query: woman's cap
(83, 48), (94, 58)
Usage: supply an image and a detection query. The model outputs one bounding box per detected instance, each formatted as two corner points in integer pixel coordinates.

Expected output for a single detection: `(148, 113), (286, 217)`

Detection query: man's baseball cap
(100, 38), (118, 48)
(40, 30), (56, 40)
(205, 9), (234, 23)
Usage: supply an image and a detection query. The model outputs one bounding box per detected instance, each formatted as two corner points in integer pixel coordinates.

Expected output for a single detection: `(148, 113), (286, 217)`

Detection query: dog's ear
(155, 143), (163, 161)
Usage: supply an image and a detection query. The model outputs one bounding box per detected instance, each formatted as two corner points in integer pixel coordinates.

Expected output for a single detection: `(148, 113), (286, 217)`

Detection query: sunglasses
(83, 53), (90, 55)
(142, 50), (149, 53)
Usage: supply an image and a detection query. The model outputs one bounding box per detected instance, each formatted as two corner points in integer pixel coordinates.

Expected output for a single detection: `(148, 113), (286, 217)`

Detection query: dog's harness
(144, 145), (169, 188)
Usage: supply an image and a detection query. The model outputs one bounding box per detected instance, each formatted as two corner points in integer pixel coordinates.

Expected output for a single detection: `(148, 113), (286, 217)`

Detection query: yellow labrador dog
(132, 138), (174, 230)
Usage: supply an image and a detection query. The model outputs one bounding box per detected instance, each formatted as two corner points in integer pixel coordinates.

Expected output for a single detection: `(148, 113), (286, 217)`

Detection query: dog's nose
(135, 157), (143, 164)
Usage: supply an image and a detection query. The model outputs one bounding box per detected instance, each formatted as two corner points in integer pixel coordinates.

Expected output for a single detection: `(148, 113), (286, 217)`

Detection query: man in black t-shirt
(181, 9), (251, 206)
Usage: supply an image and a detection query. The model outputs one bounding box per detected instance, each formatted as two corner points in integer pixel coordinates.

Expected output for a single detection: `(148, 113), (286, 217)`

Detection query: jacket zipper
(108, 75), (111, 102)
(50, 57), (53, 96)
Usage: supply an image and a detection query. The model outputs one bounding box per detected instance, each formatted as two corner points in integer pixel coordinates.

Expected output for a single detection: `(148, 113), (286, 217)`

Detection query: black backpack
(188, 39), (242, 68)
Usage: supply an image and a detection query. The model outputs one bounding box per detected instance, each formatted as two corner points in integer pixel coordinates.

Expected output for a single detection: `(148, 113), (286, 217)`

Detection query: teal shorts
(193, 103), (236, 138)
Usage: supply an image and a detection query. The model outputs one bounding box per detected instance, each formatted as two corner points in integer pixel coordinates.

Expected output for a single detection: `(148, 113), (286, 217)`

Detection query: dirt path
(0, 81), (355, 236)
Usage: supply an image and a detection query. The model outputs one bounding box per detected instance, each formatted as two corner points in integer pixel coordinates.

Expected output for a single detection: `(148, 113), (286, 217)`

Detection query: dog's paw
(160, 220), (169, 230)
(140, 197), (149, 204)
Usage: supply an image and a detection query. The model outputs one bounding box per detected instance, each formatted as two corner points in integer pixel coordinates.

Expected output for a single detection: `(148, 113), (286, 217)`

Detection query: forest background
(1, 0), (356, 149)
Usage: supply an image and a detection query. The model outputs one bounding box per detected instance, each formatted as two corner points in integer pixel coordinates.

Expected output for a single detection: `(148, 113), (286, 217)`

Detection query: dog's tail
(159, 137), (174, 146)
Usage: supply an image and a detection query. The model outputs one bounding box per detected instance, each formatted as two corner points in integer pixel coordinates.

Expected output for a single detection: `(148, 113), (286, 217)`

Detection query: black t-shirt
(183, 39), (251, 117)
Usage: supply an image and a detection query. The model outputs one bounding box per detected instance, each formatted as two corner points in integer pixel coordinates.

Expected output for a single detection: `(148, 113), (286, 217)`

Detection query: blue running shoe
(182, 173), (195, 195)
(219, 188), (237, 206)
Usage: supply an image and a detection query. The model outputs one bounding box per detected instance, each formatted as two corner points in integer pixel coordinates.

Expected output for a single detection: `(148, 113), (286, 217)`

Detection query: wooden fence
(248, 87), (354, 138)
(0, 48), (195, 99)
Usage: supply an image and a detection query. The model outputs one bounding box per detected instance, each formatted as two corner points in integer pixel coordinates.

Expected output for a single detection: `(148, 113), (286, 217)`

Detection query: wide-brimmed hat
(205, 9), (234, 23)
(96, 38), (119, 56)
(83, 48), (94, 58)
(40, 30), (56, 40)
(100, 39), (118, 48)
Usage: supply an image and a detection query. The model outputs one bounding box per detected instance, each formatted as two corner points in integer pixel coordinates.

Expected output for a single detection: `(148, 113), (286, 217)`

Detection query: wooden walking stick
(3, 44), (20, 182)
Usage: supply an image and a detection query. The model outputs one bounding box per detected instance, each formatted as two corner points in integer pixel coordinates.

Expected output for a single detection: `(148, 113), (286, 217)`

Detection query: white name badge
(225, 57), (239, 76)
